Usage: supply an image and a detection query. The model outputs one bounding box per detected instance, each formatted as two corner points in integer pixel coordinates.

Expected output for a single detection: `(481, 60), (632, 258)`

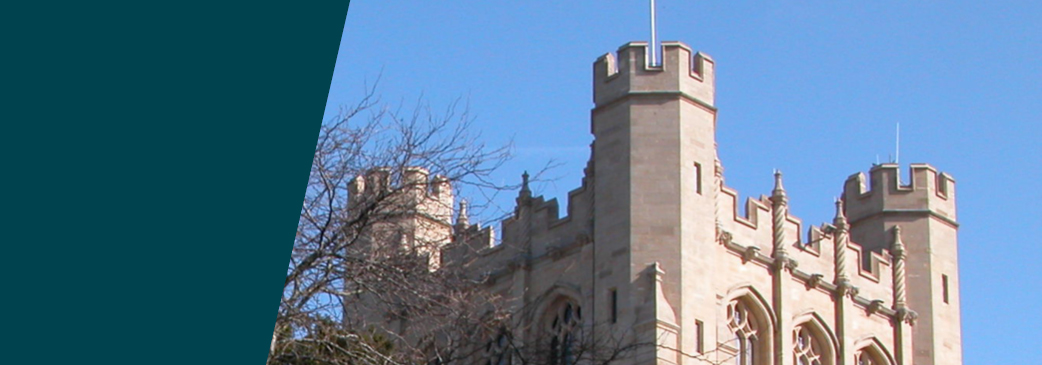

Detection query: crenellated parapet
(842, 163), (961, 364)
(442, 206), (496, 267)
(347, 167), (456, 267)
(712, 162), (961, 333)
(348, 40), (962, 365)
(721, 188), (773, 231)
(716, 171), (901, 319)
(717, 183), (791, 260)
(803, 224), (894, 287)
(499, 168), (595, 259)
(843, 163), (957, 227)
(348, 166), (455, 226)
(593, 41), (715, 110)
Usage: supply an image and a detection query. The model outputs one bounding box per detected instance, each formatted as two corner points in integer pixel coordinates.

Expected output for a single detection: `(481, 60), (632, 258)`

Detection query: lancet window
(548, 302), (582, 365)
(854, 347), (887, 365)
(793, 325), (826, 365)
(726, 300), (759, 365)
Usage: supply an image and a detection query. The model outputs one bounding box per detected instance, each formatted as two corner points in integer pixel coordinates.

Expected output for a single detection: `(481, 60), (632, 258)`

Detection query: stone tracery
(793, 324), (826, 365)
(548, 301), (581, 365)
(854, 345), (888, 365)
(727, 299), (760, 365)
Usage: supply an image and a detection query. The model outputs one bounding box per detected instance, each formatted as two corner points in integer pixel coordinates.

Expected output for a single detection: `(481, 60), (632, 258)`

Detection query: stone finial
(519, 171), (531, 198)
(891, 226), (906, 258)
(833, 198), (848, 229)
(456, 200), (470, 229)
(771, 169), (787, 202)
(771, 170), (790, 260)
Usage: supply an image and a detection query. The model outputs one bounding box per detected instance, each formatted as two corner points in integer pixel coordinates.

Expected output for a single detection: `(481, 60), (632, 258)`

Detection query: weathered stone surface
(353, 41), (961, 365)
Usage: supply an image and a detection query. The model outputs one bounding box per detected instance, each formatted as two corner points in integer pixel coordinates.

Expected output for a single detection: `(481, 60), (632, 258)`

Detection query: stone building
(348, 41), (962, 365)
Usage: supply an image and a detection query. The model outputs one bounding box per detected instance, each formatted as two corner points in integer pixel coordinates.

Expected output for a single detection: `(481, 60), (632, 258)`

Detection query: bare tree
(272, 80), (536, 365)
(271, 84), (733, 365)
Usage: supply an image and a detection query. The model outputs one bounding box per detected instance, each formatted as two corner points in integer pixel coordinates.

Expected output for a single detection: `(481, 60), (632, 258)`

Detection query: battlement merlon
(347, 166), (455, 226)
(593, 41), (715, 109)
(842, 163), (957, 226)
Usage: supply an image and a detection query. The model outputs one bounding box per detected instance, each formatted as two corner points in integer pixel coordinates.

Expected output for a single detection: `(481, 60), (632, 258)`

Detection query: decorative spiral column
(833, 199), (855, 365)
(770, 170), (789, 260)
(833, 199), (850, 284)
(769, 170), (795, 365)
(892, 226), (908, 308)
(891, 225), (917, 365)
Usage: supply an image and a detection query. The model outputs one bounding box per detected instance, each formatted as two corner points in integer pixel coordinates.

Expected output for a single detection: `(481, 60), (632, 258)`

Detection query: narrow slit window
(609, 288), (618, 323)
(695, 320), (705, 354)
(694, 162), (703, 195)
(942, 274), (950, 304)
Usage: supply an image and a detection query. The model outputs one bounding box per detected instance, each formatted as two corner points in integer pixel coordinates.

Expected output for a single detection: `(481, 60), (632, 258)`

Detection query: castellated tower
(590, 41), (717, 365)
(347, 166), (455, 269)
(346, 41), (963, 365)
(843, 164), (961, 365)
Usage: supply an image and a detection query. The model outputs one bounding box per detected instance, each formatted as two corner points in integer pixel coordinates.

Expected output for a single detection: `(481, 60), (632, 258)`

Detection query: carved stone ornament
(742, 245), (760, 264)
(867, 299), (885, 315)
(895, 307), (919, 326)
(773, 252), (798, 272)
(717, 229), (734, 246)
(785, 257), (799, 272)
(835, 279), (859, 299)
(806, 273), (824, 290)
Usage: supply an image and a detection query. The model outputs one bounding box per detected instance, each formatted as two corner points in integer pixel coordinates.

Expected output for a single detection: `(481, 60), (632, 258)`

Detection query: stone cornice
(848, 209), (959, 228)
(591, 90), (717, 115)
(720, 230), (903, 323)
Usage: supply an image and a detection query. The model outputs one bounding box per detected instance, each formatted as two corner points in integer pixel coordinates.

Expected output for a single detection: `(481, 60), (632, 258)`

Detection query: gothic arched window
(548, 302), (582, 365)
(727, 299), (759, 365)
(793, 325), (826, 365)
(855, 352), (875, 365)
(854, 346), (888, 365)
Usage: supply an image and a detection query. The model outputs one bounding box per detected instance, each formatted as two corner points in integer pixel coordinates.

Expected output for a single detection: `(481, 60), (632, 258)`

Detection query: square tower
(591, 41), (718, 363)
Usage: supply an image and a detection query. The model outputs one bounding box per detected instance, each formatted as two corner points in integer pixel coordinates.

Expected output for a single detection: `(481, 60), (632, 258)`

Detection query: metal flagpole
(896, 122), (900, 164)
(650, 0), (658, 66)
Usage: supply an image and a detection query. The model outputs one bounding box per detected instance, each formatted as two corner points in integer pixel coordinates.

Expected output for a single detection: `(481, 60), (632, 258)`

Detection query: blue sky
(330, 1), (1042, 362)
